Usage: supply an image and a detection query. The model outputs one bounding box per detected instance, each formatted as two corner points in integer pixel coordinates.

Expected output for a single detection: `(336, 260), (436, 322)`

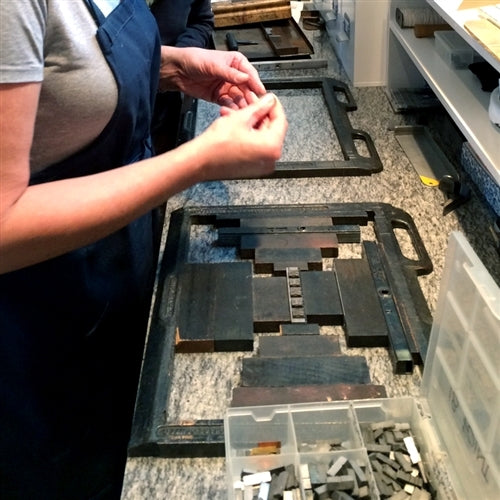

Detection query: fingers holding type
(221, 51), (266, 97)
(200, 93), (288, 180)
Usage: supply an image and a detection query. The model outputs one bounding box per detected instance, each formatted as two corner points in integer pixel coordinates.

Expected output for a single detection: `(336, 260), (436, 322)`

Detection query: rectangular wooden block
(240, 356), (371, 386)
(254, 247), (323, 273)
(216, 222), (359, 246)
(253, 276), (290, 332)
(334, 257), (388, 347)
(231, 384), (387, 407)
(258, 334), (341, 357)
(175, 262), (254, 352)
(240, 216), (334, 227)
(301, 270), (343, 325)
(212, 0), (292, 28)
(240, 233), (338, 258)
(280, 323), (320, 335)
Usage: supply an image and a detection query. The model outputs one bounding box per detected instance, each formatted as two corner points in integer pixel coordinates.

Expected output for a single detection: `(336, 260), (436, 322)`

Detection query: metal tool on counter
(394, 125), (458, 187)
(225, 32), (258, 51)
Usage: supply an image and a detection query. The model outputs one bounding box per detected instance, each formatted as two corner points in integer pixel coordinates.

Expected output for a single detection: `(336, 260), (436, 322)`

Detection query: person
(149, 0), (215, 153)
(0, 0), (287, 498)
(151, 0), (214, 48)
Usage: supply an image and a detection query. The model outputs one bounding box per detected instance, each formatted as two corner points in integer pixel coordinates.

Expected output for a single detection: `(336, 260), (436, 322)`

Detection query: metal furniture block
(258, 334), (341, 357)
(335, 256), (389, 347)
(301, 270), (343, 325)
(240, 356), (371, 386)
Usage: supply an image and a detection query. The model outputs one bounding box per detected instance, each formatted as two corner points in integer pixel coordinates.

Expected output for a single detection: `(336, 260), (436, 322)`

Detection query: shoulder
(0, 0), (48, 82)
(0, 1), (96, 84)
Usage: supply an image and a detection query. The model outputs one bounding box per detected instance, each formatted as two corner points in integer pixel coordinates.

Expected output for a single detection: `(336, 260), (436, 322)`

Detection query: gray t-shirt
(0, 1), (118, 172)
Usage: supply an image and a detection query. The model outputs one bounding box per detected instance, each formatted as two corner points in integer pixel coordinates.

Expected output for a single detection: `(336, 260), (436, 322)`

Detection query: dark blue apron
(0, 1), (161, 498)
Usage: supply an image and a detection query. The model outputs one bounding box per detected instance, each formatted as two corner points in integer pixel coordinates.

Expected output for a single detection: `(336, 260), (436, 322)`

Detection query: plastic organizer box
(434, 30), (481, 69)
(225, 232), (499, 499)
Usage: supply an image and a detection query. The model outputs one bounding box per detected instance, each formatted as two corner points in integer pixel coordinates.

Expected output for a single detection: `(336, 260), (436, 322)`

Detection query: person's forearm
(158, 46), (187, 92)
(0, 90), (286, 274)
(0, 140), (205, 274)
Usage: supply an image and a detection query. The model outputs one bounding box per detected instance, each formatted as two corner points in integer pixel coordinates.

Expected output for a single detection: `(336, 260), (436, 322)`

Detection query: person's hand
(159, 46), (266, 109)
(193, 92), (288, 181)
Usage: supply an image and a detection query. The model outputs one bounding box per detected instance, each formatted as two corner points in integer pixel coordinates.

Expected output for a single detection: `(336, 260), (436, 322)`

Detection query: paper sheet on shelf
(459, 1), (499, 10)
(479, 4), (500, 27)
(464, 18), (500, 60)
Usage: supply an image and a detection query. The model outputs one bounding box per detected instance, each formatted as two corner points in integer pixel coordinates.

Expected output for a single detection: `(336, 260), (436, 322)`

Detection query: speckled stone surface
(121, 22), (500, 500)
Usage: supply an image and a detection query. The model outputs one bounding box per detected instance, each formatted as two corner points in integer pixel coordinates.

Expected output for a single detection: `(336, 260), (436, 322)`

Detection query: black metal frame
(129, 203), (432, 458)
(178, 77), (383, 176)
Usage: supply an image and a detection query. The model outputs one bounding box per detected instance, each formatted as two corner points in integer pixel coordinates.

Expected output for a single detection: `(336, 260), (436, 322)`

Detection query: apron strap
(84, 0), (107, 25)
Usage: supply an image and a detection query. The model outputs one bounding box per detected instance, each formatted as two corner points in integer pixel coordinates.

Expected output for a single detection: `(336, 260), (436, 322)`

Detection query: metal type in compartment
(129, 203), (433, 458)
(180, 77), (383, 177)
(225, 398), (443, 500)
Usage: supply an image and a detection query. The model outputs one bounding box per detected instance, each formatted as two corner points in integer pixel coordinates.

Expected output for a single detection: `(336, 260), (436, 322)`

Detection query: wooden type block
(371, 419), (395, 431)
(357, 484), (370, 499)
(175, 262), (253, 352)
(301, 270), (343, 325)
(326, 474), (355, 491)
(369, 457), (383, 473)
(309, 463), (328, 486)
(280, 323), (320, 335)
(253, 276), (290, 332)
(258, 334), (341, 357)
(216, 221), (360, 246)
(230, 383), (387, 407)
(365, 443), (392, 454)
(314, 483), (329, 500)
(394, 452), (414, 473)
(265, 35), (300, 57)
(254, 247), (323, 273)
(240, 233), (338, 259)
(349, 459), (368, 487)
(249, 445), (279, 455)
(327, 455), (348, 477)
(375, 452), (401, 472)
(240, 356), (371, 386)
(238, 216), (335, 228)
(212, 0), (292, 29)
(175, 263), (214, 352)
(395, 470), (423, 488)
(285, 463), (298, 489)
(332, 491), (355, 500)
(243, 470), (272, 486)
(373, 471), (393, 497)
(214, 262), (255, 351)
(409, 487), (431, 500)
(385, 430), (396, 446)
(387, 490), (410, 500)
(334, 257), (388, 347)
(383, 464), (398, 480)
(413, 23), (451, 38)
(269, 468), (289, 498)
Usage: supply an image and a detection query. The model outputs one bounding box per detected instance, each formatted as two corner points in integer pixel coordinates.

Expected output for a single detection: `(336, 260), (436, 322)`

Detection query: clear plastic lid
(422, 231), (500, 500)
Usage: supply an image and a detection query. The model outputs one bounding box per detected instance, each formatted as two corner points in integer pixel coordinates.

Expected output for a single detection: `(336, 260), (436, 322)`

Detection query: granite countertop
(121, 20), (499, 500)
